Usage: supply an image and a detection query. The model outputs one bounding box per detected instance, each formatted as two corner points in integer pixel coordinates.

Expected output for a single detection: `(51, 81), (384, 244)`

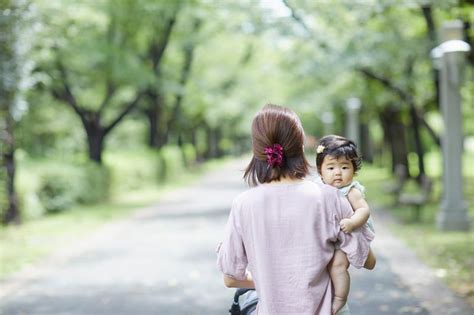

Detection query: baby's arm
(340, 187), (370, 233)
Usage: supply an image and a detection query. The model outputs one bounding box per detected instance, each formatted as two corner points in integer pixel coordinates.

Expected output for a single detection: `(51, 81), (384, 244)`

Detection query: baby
(316, 135), (374, 315)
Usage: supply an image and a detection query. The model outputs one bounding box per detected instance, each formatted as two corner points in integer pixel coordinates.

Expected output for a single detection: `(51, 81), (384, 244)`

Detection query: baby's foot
(332, 296), (347, 315)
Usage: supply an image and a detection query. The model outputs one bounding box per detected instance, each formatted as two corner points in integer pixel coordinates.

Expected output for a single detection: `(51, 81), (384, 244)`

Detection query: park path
(1, 159), (472, 315)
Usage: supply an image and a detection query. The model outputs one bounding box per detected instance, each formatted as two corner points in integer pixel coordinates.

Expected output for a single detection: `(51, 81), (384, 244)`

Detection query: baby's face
(319, 155), (354, 188)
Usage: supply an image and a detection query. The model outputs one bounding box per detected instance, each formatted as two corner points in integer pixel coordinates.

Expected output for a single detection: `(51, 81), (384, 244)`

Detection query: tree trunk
(145, 90), (164, 148)
(421, 4), (441, 109)
(406, 58), (426, 179)
(166, 19), (201, 146)
(462, 19), (474, 65)
(83, 116), (105, 163)
(205, 126), (218, 159)
(205, 126), (224, 159)
(1, 0), (21, 224)
(146, 105), (159, 147)
(2, 115), (20, 225)
(87, 133), (105, 163)
(380, 106), (410, 176)
(409, 106), (426, 178)
(360, 122), (373, 163)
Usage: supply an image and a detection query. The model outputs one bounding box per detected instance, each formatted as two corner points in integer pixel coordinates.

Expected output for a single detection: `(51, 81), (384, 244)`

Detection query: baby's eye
(342, 166), (349, 170)
(327, 167), (334, 170)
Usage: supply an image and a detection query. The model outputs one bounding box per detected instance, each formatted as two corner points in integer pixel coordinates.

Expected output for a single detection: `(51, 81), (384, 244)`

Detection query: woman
(217, 104), (375, 315)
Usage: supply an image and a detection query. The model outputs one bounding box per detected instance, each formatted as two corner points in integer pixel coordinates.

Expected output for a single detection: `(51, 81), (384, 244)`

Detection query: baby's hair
(315, 135), (362, 173)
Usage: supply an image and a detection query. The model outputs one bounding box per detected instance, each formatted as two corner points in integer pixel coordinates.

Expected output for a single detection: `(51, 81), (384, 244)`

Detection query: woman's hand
(223, 273), (255, 289)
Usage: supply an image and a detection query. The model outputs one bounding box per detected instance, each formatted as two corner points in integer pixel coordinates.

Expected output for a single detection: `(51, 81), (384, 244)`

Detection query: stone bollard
(321, 111), (334, 135)
(431, 20), (471, 231)
(345, 97), (361, 146)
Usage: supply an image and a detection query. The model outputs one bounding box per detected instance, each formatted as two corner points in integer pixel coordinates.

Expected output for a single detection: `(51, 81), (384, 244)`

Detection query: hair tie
(316, 145), (325, 154)
(264, 144), (284, 168)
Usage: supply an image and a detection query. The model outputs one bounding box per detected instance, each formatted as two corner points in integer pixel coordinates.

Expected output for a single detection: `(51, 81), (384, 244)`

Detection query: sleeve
(333, 191), (374, 268)
(216, 199), (248, 280)
(352, 181), (366, 198)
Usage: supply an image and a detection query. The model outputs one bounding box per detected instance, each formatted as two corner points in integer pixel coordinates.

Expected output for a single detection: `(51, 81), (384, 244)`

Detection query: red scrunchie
(264, 144), (284, 168)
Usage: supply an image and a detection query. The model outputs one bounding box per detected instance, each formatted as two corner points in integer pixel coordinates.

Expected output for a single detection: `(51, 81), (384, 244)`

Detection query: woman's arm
(364, 248), (376, 270)
(340, 188), (370, 233)
(223, 273), (255, 289)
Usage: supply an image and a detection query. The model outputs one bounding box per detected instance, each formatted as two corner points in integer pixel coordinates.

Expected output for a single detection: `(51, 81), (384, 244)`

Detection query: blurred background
(1, 0), (473, 309)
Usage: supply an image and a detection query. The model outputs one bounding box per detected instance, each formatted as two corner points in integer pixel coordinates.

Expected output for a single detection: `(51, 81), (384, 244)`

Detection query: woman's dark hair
(244, 104), (310, 186)
(315, 135), (362, 173)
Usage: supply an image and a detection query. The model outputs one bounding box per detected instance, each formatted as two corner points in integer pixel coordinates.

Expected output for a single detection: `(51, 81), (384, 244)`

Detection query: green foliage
(105, 117), (147, 151)
(103, 148), (160, 193)
(6, 0), (474, 223)
(181, 143), (197, 167)
(19, 92), (85, 157)
(38, 169), (79, 213)
(37, 161), (110, 213)
(158, 145), (185, 181)
(360, 150), (474, 303)
(77, 162), (110, 204)
(461, 78), (474, 135)
(0, 165), (7, 217)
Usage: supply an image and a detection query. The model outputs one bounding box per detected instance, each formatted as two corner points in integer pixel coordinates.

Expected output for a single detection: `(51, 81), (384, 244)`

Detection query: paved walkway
(0, 159), (472, 315)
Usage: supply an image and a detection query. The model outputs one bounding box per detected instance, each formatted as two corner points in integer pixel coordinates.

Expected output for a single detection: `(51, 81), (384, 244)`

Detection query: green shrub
(38, 167), (81, 213)
(181, 143), (197, 167)
(37, 162), (110, 213)
(104, 148), (160, 193)
(0, 167), (7, 219)
(76, 162), (110, 204)
(158, 145), (185, 181)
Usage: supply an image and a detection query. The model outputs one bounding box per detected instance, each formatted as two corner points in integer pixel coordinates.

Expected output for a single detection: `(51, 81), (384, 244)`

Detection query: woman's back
(218, 180), (372, 314)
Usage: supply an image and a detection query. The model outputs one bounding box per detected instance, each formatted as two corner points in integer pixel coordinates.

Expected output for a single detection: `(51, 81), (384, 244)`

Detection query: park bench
(398, 174), (433, 222)
(382, 164), (408, 205)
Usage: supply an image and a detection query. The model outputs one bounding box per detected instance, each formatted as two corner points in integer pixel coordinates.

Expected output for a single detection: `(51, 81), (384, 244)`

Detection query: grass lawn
(358, 150), (474, 307)
(0, 155), (235, 279)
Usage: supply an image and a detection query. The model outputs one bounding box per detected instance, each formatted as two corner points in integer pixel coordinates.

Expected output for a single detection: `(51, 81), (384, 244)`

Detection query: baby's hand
(340, 219), (355, 233)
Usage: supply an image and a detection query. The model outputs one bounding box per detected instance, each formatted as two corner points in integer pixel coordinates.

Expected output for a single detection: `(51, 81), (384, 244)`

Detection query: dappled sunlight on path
(1, 159), (472, 314)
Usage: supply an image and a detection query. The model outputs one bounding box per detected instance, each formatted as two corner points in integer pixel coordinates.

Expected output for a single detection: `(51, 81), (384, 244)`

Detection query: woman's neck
(266, 176), (303, 185)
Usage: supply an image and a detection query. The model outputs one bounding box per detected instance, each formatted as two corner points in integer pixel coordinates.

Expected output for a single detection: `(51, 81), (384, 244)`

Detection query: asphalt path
(1, 159), (472, 315)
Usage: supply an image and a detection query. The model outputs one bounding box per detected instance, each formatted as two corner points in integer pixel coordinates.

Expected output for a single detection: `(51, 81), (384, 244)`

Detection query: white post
(432, 20), (471, 231)
(321, 111), (334, 135)
(345, 97), (361, 146)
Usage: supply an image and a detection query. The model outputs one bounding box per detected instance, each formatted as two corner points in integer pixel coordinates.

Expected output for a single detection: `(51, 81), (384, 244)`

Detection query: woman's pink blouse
(217, 180), (374, 315)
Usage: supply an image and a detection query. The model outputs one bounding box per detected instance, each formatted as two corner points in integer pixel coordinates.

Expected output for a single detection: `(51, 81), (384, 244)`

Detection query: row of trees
(281, 0), (473, 176)
(1, 0), (473, 224)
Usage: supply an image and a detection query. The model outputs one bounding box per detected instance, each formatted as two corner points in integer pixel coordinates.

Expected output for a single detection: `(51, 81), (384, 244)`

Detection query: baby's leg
(328, 249), (350, 315)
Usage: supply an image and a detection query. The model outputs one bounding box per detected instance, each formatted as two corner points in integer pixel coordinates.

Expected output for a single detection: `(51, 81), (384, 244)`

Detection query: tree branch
(421, 4), (436, 47)
(281, 0), (328, 49)
(281, 0), (312, 35)
(168, 18), (201, 133)
(97, 82), (116, 116)
(419, 113), (441, 146)
(103, 91), (146, 136)
(98, 9), (118, 116)
(358, 67), (441, 147)
(51, 56), (84, 118)
(149, 8), (179, 71)
(357, 67), (413, 103)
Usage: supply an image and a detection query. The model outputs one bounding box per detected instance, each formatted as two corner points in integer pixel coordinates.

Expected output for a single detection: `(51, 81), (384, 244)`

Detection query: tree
(34, 0), (179, 163)
(163, 17), (202, 147)
(0, 0), (30, 224)
(139, 3), (180, 148)
(273, 1), (470, 177)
